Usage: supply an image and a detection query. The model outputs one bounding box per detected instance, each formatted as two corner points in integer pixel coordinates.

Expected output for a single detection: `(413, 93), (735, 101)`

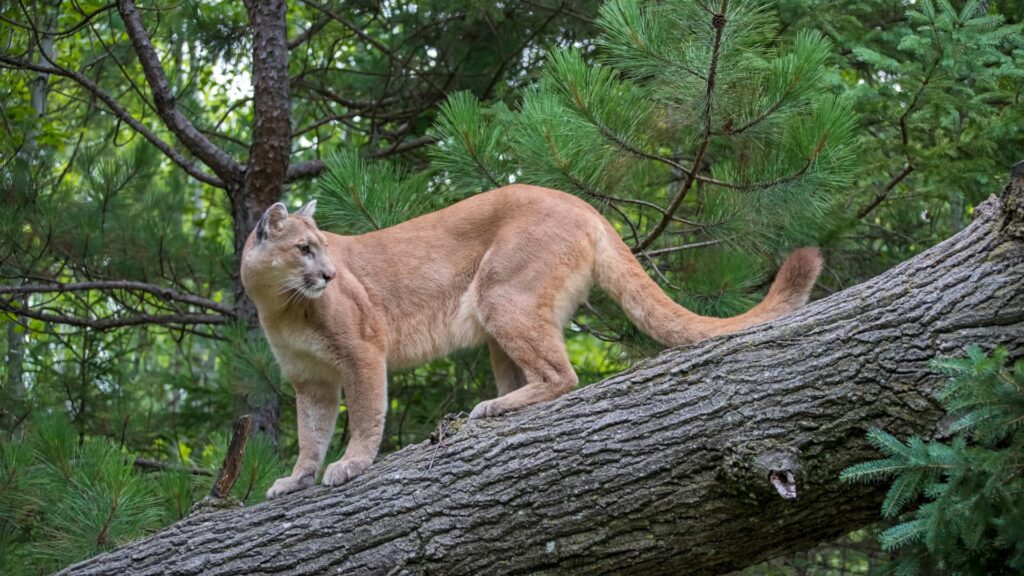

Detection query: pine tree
(842, 346), (1024, 575)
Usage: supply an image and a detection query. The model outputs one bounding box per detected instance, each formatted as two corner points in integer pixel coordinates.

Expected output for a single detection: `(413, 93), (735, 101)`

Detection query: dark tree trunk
(228, 0), (293, 442)
(59, 179), (1024, 575)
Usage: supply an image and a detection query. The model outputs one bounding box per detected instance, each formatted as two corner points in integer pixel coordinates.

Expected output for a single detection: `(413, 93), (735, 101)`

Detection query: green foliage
(802, 0), (1024, 282)
(0, 413), (287, 574)
(317, 150), (433, 235)
(842, 346), (1024, 575)
(430, 92), (516, 193)
(218, 322), (288, 409)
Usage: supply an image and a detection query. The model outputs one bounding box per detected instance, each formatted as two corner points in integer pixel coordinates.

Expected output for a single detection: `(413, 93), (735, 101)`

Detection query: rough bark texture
(61, 182), (1024, 575)
(228, 0), (293, 442)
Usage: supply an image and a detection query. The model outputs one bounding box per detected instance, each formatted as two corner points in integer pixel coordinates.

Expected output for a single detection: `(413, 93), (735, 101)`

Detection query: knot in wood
(754, 450), (801, 500)
(718, 443), (801, 502)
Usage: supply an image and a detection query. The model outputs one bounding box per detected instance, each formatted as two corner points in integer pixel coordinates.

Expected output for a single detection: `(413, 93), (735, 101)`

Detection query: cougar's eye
(298, 244), (312, 256)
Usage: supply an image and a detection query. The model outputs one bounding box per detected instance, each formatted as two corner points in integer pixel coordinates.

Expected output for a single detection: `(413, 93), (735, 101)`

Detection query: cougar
(240, 185), (822, 498)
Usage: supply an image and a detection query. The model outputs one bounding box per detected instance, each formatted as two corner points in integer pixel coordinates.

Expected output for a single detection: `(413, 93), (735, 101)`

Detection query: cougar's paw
(469, 399), (508, 419)
(322, 457), (372, 487)
(266, 473), (314, 500)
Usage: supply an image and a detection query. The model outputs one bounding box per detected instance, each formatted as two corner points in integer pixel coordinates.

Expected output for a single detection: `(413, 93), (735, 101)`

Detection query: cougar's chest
(264, 321), (338, 382)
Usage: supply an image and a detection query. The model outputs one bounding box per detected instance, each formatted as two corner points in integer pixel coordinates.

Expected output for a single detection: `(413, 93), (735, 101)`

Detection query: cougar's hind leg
(469, 219), (595, 419)
(488, 338), (527, 396)
(471, 316), (578, 419)
(471, 299), (580, 419)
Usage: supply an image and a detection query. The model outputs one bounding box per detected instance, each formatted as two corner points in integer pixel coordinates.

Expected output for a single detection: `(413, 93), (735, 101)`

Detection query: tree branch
(286, 158), (325, 182)
(856, 163), (915, 220)
(133, 457), (213, 477)
(117, 0), (242, 184)
(367, 134), (437, 158)
(0, 54), (225, 188)
(0, 280), (235, 316)
(633, 0), (728, 253)
(0, 298), (231, 330)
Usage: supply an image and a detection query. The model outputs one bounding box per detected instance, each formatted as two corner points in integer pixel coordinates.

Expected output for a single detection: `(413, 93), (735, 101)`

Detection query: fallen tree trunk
(63, 177), (1024, 576)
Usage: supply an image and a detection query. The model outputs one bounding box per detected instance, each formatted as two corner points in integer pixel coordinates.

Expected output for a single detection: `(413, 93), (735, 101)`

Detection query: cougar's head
(242, 200), (337, 301)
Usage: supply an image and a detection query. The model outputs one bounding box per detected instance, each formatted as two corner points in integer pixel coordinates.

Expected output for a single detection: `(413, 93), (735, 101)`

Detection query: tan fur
(241, 186), (823, 498)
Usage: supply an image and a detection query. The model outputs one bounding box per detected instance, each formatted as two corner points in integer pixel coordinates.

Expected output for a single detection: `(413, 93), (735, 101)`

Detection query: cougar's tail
(593, 225), (822, 346)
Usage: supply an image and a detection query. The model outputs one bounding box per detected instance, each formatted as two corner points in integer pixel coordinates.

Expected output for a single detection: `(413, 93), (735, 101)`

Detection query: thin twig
(134, 457), (213, 476)
(633, 0), (728, 253)
(856, 164), (915, 220)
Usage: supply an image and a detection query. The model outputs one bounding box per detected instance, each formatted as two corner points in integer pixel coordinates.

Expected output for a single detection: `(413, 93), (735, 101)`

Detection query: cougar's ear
(295, 199), (317, 219)
(256, 202), (289, 243)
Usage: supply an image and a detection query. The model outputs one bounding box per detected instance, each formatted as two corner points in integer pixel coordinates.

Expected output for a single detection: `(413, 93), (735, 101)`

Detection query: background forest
(1, 0), (1022, 573)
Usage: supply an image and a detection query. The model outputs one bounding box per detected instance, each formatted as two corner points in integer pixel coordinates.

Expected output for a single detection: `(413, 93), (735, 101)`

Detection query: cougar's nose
(322, 269), (337, 282)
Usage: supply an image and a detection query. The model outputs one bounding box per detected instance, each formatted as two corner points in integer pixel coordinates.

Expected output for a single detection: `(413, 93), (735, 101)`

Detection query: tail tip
(786, 247), (824, 278)
(772, 247), (824, 306)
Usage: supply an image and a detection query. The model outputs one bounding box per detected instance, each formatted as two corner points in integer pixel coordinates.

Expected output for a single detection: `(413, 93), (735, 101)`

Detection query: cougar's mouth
(302, 277), (328, 299)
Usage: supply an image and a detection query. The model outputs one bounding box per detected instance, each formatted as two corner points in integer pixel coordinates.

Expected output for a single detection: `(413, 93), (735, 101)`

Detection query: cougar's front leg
(266, 380), (340, 499)
(322, 352), (387, 486)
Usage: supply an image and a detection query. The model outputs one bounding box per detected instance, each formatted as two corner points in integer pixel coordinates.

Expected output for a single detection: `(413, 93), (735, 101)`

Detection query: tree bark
(60, 178), (1024, 575)
(224, 0), (293, 443)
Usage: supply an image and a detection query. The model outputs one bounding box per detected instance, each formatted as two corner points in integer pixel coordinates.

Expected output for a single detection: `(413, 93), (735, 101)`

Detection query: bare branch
(293, 80), (398, 110)
(857, 163), (915, 220)
(286, 158), (325, 182)
(368, 134), (437, 158)
(0, 54), (225, 188)
(288, 17), (328, 51)
(208, 415), (253, 499)
(117, 0), (242, 183)
(134, 457), (214, 477)
(0, 298), (231, 330)
(0, 280), (235, 316)
(640, 239), (722, 257)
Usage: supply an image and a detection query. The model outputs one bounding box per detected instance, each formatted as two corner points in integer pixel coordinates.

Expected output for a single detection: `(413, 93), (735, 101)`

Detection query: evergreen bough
(842, 346), (1024, 575)
(0, 414), (286, 575)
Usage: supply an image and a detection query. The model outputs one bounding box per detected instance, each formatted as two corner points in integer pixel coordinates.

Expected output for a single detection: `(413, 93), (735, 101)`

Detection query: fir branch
(463, 134), (504, 189)
(746, 133), (829, 191)
(573, 100), (743, 190)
